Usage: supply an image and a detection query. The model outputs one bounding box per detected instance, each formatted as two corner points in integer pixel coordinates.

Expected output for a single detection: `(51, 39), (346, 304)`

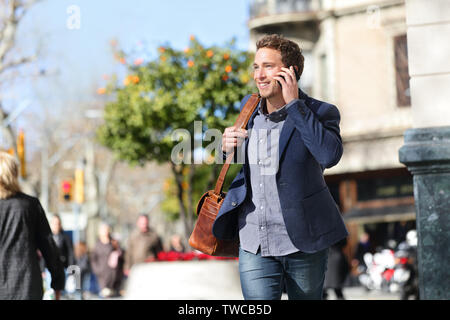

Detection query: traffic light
(62, 180), (72, 202)
(17, 130), (26, 178)
(74, 168), (84, 204)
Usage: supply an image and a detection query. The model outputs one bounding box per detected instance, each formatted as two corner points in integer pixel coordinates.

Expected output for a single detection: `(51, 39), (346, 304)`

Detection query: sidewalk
(122, 260), (401, 300)
(320, 286), (400, 300)
(81, 285), (400, 300)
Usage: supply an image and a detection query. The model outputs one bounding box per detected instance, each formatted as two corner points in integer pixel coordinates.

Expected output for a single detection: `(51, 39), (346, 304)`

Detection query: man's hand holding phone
(222, 126), (248, 154)
(274, 66), (299, 104)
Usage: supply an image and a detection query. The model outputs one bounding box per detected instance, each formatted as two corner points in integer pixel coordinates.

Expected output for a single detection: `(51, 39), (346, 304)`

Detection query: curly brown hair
(256, 34), (304, 80)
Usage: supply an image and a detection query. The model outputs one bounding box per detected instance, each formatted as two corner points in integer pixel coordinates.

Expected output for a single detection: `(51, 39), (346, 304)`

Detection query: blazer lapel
(278, 116), (295, 159)
(279, 89), (308, 159)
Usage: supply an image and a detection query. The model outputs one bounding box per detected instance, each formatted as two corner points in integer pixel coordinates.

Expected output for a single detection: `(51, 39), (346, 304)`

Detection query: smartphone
(277, 66), (300, 87)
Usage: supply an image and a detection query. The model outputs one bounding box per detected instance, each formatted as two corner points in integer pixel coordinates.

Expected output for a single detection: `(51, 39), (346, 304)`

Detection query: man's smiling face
(253, 47), (284, 99)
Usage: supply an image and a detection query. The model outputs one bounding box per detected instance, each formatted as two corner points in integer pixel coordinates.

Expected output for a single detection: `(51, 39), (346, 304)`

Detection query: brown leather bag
(188, 94), (261, 257)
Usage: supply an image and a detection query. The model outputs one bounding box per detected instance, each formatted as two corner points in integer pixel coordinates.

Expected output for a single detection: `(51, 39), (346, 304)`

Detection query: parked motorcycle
(358, 230), (419, 299)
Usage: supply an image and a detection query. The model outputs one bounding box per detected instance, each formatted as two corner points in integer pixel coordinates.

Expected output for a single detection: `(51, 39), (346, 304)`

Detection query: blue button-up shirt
(238, 99), (299, 257)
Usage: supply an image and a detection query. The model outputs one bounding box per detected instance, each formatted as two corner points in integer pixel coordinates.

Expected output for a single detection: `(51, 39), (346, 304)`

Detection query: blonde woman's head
(0, 151), (21, 199)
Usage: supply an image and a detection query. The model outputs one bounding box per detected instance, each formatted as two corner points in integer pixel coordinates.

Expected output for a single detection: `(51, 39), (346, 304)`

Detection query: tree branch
(0, 0), (40, 64)
(0, 54), (36, 73)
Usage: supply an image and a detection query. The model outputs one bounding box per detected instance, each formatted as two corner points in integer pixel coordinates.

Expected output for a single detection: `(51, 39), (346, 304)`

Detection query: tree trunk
(171, 162), (190, 247)
(98, 156), (117, 219)
(186, 163), (195, 232)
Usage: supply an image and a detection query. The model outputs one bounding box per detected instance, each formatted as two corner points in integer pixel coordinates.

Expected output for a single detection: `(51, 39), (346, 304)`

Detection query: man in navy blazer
(212, 34), (348, 300)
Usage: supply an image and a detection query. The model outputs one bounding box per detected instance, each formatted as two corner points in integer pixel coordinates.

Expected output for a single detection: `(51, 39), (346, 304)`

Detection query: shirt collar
(258, 98), (289, 123)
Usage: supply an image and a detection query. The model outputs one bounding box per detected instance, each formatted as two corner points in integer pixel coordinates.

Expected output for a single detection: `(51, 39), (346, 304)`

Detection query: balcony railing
(249, 0), (316, 19)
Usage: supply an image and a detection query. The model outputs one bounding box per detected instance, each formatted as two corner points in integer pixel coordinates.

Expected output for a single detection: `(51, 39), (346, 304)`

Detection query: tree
(98, 36), (255, 242)
(0, 0), (41, 194)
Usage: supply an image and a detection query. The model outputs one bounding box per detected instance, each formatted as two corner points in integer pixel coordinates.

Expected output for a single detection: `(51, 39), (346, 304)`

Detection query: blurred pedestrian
(90, 222), (123, 298)
(41, 214), (75, 296)
(49, 214), (75, 269)
(169, 234), (186, 253)
(323, 238), (350, 300)
(0, 151), (65, 299)
(109, 238), (125, 295)
(124, 214), (163, 275)
(353, 231), (372, 269)
(74, 241), (92, 299)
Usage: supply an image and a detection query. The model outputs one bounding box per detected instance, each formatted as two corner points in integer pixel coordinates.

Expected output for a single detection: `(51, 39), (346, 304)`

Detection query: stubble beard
(258, 81), (280, 99)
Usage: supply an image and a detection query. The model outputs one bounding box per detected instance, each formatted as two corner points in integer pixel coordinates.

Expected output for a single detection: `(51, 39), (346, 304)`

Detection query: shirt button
(231, 201), (237, 207)
(258, 160), (263, 166)
(259, 183), (263, 188)
(260, 206), (264, 210)
(260, 226), (265, 230)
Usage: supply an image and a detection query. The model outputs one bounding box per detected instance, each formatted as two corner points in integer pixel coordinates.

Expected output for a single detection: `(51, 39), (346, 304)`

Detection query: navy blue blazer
(212, 90), (348, 253)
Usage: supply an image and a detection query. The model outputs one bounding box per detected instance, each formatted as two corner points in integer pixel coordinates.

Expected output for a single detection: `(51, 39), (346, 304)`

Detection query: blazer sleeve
(286, 98), (343, 168)
(35, 200), (66, 291)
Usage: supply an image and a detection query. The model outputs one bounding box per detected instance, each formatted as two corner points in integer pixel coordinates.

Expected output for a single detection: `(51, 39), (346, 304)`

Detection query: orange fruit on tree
(223, 53), (230, 60)
(240, 74), (250, 84)
(225, 65), (232, 73)
(206, 50), (214, 58)
(187, 60), (195, 67)
(97, 88), (106, 95)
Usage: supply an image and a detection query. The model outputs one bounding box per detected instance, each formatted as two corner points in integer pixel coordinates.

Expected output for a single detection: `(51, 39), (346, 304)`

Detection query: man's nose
(254, 68), (266, 80)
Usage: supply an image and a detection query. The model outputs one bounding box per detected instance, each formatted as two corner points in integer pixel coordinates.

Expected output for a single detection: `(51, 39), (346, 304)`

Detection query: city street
(75, 286), (400, 300)
(1, 0), (449, 302)
(320, 286), (400, 300)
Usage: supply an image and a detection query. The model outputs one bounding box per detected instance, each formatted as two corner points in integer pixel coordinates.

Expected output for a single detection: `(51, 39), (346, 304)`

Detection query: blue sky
(2, 0), (252, 143)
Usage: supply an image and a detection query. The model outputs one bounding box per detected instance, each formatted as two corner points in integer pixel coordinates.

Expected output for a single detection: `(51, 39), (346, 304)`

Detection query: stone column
(398, 0), (450, 299)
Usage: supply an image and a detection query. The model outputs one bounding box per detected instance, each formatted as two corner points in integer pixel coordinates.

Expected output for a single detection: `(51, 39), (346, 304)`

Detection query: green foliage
(97, 37), (256, 226)
(98, 37), (255, 165)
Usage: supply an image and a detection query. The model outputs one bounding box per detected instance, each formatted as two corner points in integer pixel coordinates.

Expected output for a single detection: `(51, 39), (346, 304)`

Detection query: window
(357, 175), (413, 201)
(319, 53), (328, 101)
(394, 34), (411, 107)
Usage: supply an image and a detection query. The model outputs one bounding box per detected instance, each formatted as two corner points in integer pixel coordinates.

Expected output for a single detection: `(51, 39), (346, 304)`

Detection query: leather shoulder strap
(213, 94), (260, 195)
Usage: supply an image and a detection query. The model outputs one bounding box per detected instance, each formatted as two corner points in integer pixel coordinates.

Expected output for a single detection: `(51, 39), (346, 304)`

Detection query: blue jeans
(239, 247), (329, 300)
